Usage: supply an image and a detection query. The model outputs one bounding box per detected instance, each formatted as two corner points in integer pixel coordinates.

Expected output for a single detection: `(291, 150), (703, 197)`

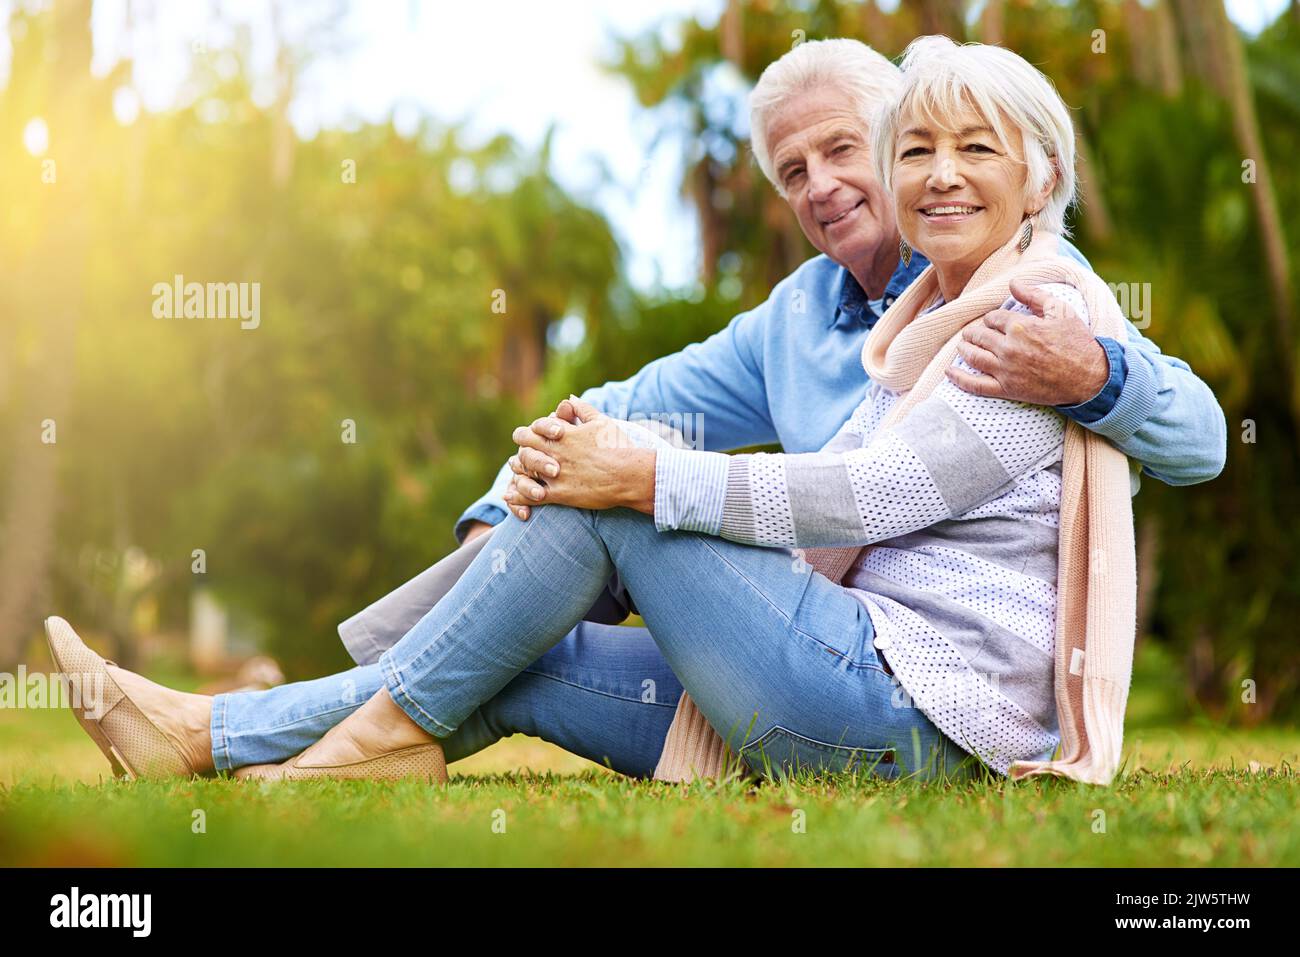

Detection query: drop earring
(899, 237), (912, 267)
(1017, 217), (1034, 253)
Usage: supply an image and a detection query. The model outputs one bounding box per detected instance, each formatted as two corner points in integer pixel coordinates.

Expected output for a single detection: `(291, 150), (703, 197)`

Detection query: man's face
(766, 85), (896, 274)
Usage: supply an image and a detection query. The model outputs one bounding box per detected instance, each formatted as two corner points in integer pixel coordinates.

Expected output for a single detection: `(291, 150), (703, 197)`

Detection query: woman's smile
(917, 202), (984, 223)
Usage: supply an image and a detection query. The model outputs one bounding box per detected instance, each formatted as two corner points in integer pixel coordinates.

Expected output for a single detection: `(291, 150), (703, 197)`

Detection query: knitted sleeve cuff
(653, 447), (730, 535)
(1076, 341), (1160, 445)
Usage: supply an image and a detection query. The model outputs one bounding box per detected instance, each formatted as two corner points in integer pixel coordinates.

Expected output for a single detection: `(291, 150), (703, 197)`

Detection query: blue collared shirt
(456, 241), (1226, 541)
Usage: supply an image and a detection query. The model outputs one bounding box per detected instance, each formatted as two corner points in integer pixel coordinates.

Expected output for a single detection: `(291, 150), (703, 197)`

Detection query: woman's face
(891, 100), (1050, 293)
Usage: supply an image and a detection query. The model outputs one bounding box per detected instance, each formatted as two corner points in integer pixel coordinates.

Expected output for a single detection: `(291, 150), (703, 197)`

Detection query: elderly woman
(45, 36), (1136, 786)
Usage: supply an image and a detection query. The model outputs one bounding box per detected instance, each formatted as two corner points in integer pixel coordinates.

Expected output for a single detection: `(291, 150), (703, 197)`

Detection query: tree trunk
(0, 0), (94, 670)
(497, 304), (548, 406)
(979, 0), (1004, 44)
(859, 0), (891, 47)
(1170, 0), (1296, 442)
(269, 4), (297, 188)
(903, 0), (967, 39)
(1135, 514), (1160, 642)
(719, 0), (744, 69)
(1205, 1), (1296, 434)
(1073, 126), (1114, 245)
(1153, 0), (1185, 97)
(1122, 0), (1156, 89)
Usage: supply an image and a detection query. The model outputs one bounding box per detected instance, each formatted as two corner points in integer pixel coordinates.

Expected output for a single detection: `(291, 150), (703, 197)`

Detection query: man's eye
(784, 168), (805, 185)
(832, 143), (853, 156)
(900, 146), (928, 158)
(964, 143), (995, 153)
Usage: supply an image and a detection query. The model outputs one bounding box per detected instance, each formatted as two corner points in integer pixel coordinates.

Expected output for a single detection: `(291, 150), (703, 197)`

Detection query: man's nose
(806, 158), (840, 202)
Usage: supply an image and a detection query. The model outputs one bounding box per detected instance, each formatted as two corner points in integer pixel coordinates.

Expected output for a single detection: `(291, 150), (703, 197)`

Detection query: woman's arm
(656, 286), (1091, 548)
(505, 385), (885, 520)
(654, 371), (1067, 549)
(508, 371), (1065, 550)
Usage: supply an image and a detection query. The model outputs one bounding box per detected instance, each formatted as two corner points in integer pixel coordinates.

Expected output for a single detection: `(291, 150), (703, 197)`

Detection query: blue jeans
(212, 505), (980, 781)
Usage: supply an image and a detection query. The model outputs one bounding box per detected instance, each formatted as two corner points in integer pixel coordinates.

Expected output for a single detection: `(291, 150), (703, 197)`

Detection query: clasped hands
(504, 396), (656, 521)
(502, 280), (1108, 522)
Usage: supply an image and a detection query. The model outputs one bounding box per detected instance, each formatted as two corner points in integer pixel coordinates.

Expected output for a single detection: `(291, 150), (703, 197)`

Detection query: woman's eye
(964, 143), (995, 153)
(832, 143), (852, 156)
(900, 146), (928, 158)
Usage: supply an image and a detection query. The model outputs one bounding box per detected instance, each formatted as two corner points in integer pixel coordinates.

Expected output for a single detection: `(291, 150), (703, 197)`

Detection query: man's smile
(819, 198), (865, 227)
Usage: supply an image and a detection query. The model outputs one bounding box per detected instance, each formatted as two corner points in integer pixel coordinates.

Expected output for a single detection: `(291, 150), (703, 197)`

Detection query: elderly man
(309, 39), (1227, 774)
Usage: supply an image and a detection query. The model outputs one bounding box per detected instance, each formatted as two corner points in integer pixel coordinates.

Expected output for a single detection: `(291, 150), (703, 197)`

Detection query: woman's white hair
(749, 38), (901, 196)
(869, 35), (1078, 235)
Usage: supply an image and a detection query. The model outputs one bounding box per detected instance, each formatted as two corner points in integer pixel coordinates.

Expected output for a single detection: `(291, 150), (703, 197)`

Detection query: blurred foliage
(1, 0), (1298, 722)
(0, 1), (621, 676)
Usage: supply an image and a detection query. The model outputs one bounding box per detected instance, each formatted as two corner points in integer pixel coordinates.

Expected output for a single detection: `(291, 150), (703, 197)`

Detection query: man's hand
(947, 277), (1110, 406)
(504, 397), (655, 518)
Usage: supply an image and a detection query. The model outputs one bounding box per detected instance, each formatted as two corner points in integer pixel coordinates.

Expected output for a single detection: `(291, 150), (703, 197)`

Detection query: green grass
(2, 641), (1297, 866)
(1, 753), (1295, 867)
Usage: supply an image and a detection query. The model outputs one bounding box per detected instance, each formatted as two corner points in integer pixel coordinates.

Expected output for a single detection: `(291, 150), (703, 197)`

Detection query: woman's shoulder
(1003, 281), (1091, 328)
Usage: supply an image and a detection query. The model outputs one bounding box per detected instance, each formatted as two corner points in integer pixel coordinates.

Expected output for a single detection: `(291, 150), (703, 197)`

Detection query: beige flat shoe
(232, 762), (285, 781)
(43, 616), (197, 780)
(260, 743), (449, 783)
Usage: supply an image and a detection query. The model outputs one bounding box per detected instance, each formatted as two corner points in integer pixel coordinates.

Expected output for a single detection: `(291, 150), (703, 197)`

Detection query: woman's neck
(933, 264), (975, 303)
(933, 223), (1039, 301)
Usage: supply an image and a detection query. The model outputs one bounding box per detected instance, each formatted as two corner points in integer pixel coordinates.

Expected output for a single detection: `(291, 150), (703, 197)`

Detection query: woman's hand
(504, 397), (655, 520)
(504, 398), (573, 520)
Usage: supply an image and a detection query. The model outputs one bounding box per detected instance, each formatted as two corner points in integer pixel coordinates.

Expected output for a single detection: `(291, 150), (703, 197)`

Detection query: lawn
(1, 642), (1296, 867)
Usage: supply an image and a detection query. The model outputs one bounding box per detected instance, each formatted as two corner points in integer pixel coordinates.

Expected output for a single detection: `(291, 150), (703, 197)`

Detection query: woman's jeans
(212, 505), (981, 781)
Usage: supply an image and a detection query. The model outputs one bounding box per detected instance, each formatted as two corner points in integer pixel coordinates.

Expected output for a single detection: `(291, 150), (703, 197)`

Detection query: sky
(2, 0), (1292, 292)
(81, 0), (723, 291)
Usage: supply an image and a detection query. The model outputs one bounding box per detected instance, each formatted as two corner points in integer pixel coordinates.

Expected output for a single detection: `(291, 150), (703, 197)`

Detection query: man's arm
(452, 299), (779, 542)
(454, 461), (517, 542)
(1055, 320), (1227, 485)
(951, 278), (1227, 487)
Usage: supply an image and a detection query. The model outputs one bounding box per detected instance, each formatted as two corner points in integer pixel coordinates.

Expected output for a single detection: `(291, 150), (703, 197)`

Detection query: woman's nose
(926, 151), (962, 190)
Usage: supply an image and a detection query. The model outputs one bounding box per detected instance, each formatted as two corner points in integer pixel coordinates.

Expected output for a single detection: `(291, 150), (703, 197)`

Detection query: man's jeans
(211, 504), (981, 782)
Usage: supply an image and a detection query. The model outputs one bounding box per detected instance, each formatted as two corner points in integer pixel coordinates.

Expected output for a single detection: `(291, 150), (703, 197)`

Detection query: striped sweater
(652, 283), (1095, 774)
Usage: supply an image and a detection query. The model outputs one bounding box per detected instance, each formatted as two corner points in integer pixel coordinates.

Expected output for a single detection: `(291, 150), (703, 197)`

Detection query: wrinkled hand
(504, 397), (655, 520)
(505, 398), (574, 520)
(947, 277), (1110, 406)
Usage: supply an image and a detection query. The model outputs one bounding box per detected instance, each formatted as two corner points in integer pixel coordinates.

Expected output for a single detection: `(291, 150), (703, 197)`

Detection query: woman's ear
(1027, 164), (1058, 218)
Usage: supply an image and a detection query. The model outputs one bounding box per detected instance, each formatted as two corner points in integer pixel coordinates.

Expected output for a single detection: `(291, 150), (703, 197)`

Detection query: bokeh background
(1, 0), (1298, 737)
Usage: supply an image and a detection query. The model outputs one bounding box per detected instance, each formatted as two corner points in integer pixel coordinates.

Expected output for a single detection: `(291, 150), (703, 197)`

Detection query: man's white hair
(869, 35), (1078, 235)
(749, 38), (901, 196)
